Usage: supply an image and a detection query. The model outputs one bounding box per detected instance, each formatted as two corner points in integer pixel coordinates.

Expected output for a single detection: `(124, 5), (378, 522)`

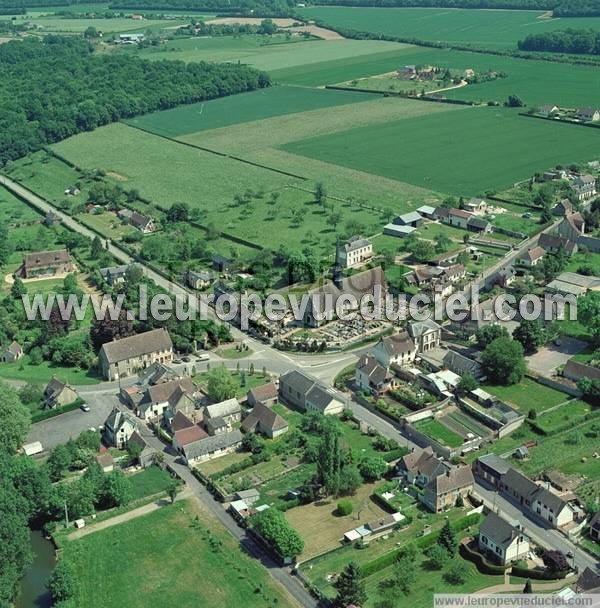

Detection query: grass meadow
(57, 500), (295, 608)
(298, 6), (600, 50)
(125, 85), (381, 137)
(282, 107), (600, 197)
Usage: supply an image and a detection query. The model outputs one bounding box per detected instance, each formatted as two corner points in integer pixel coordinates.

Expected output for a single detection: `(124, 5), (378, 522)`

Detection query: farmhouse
(462, 197), (487, 214)
(577, 107), (600, 122)
(421, 465), (474, 513)
(129, 212), (156, 234)
(43, 377), (78, 409)
(184, 269), (213, 289)
(551, 199), (573, 217)
(98, 328), (174, 381)
(498, 467), (574, 529)
(445, 208), (472, 230)
(100, 264), (133, 286)
(467, 216), (492, 233)
(279, 369), (345, 415)
(16, 249), (75, 279)
(180, 429), (243, 464)
(206, 416), (228, 436)
(408, 318), (442, 352)
(539, 104), (559, 118)
(393, 211), (423, 228)
(570, 175), (596, 202)
(478, 512), (530, 565)
(336, 236), (373, 269)
(1, 340), (23, 363)
(558, 212), (585, 241)
(518, 246), (545, 267)
(247, 382), (278, 407)
(241, 402), (289, 438)
(103, 408), (137, 449)
(355, 353), (393, 395)
(371, 331), (417, 368)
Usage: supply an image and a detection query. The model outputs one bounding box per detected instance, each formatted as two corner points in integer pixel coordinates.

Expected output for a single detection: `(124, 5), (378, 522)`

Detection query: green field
(534, 400), (595, 435)
(126, 85), (381, 137)
(299, 6), (600, 50)
(414, 417), (464, 448)
(483, 377), (568, 414)
(139, 35), (407, 72)
(283, 107), (600, 197)
(10, 14), (180, 33)
(57, 500), (295, 608)
(128, 466), (176, 501)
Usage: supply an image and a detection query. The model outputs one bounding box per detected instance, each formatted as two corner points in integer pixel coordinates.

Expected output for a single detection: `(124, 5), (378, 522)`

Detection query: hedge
(360, 512), (481, 578)
(459, 541), (508, 575)
(382, 447), (410, 462)
(31, 399), (83, 423)
(511, 565), (568, 580)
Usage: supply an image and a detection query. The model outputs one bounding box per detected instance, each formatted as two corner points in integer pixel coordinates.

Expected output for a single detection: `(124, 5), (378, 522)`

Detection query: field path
(67, 488), (193, 541)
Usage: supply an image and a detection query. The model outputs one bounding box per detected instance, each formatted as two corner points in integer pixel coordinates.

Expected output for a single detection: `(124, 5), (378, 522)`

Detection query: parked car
(196, 353), (210, 362)
(80, 403), (91, 412)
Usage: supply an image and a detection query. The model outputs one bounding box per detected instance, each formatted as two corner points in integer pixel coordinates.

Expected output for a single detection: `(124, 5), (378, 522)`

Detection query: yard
(56, 499), (296, 607)
(533, 400), (596, 435)
(128, 466), (176, 502)
(414, 417), (464, 448)
(482, 377), (569, 414)
(285, 482), (390, 560)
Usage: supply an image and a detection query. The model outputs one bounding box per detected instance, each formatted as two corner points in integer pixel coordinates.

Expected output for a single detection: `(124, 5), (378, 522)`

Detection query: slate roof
(206, 416), (228, 433)
(306, 384), (337, 412)
(357, 354), (389, 386)
(241, 402), (288, 434)
(4, 341), (22, 356)
(279, 370), (317, 396)
(248, 382), (278, 404)
(563, 359), (600, 382)
(183, 429), (243, 461)
(104, 407), (136, 433)
(100, 328), (172, 364)
(170, 411), (195, 432)
(408, 318), (441, 339)
(130, 211), (153, 229)
(467, 216), (490, 230)
(144, 378), (197, 405)
(204, 398), (241, 419)
(575, 567), (600, 593)
(426, 465), (474, 495)
(378, 332), (415, 356)
(501, 468), (568, 514)
(476, 453), (511, 476)
(479, 512), (522, 548)
(44, 377), (68, 398)
(343, 236), (372, 252)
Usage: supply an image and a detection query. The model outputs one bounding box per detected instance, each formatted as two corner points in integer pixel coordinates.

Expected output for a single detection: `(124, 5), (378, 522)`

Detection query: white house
(372, 332), (417, 368)
(337, 236), (373, 269)
(478, 512), (530, 565)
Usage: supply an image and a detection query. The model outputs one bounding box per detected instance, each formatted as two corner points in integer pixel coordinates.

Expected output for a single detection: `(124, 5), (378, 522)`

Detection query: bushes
(511, 565), (567, 580)
(337, 499), (353, 516)
(459, 541), (508, 575)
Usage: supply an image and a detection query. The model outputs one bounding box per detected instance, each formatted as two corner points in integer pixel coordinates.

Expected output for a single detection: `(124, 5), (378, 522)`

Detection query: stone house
(408, 319), (442, 353)
(1, 341), (23, 363)
(478, 512), (530, 565)
(16, 249), (75, 279)
(337, 236), (373, 269)
(43, 377), (78, 409)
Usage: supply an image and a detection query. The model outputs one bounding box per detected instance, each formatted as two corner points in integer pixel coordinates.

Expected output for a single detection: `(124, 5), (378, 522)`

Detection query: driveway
(525, 336), (587, 377)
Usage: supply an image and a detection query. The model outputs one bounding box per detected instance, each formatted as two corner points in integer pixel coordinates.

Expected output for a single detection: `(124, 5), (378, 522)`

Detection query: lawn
(299, 6), (600, 50)
(285, 482), (390, 560)
(194, 369), (270, 399)
(282, 107), (600, 197)
(77, 210), (137, 240)
(128, 466), (176, 501)
(534, 400), (596, 435)
(125, 85), (381, 138)
(565, 251), (600, 276)
(52, 123), (299, 210)
(139, 35), (406, 73)
(0, 185), (40, 225)
(483, 377), (569, 414)
(57, 499), (295, 608)
(0, 354), (101, 385)
(414, 417), (464, 448)
(196, 451), (249, 477)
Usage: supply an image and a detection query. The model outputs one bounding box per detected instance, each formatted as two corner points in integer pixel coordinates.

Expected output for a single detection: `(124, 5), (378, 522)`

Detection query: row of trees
(519, 28), (600, 55)
(0, 36), (270, 165)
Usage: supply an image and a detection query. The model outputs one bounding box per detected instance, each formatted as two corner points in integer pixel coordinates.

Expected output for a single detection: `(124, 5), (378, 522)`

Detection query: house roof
(467, 216), (490, 230)
(343, 236), (372, 252)
(426, 465), (474, 495)
(23, 249), (71, 271)
(501, 468), (568, 514)
(100, 265), (130, 279)
(204, 398), (241, 419)
(174, 424), (208, 446)
(357, 354), (389, 386)
(280, 369), (316, 396)
(307, 267), (386, 308)
(104, 407), (136, 433)
(449, 208), (472, 220)
(144, 378), (197, 406)
(44, 376), (68, 397)
(395, 211), (422, 224)
(408, 318), (441, 339)
(575, 567), (600, 593)
(206, 416), (228, 432)
(183, 429), (242, 460)
(100, 328), (172, 364)
(306, 384), (339, 412)
(538, 233), (573, 252)
(479, 512), (523, 548)
(378, 332), (415, 356)
(477, 453), (512, 476)
(130, 211), (153, 228)
(522, 246), (545, 263)
(5, 341), (23, 356)
(443, 350), (482, 377)
(248, 382), (278, 404)
(241, 402), (288, 434)
(564, 212), (585, 233)
(137, 361), (179, 387)
(170, 410), (195, 432)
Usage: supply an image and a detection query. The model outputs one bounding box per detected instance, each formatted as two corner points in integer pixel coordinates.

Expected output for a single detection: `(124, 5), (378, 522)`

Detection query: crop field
(58, 500), (295, 608)
(283, 107), (600, 197)
(139, 35), (407, 72)
(11, 15), (180, 33)
(299, 7), (600, 50)
(125, 85), (381, 137)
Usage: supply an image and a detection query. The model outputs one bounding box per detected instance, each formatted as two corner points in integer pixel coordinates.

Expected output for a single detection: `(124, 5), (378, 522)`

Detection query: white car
(196, 353), (210, 362)
(80, 403), (91, 412)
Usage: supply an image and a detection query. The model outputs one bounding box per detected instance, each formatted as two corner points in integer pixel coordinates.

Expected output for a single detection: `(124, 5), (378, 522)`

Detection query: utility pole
(64, 499), (69, 528)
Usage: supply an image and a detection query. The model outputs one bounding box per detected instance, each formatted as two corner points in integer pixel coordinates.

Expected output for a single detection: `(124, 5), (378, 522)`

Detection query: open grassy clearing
(299, 6), (600, 50)
(282, 107), (600, 197)
(57, 499), (295, 608)
(138, 35), (406, 72)
(128, 466), (175, 501)
(286, 482), (389, 560)
(534, 400), (596, 434)
(11, 15), (180, 33)
(482, 377), (568, 414)
(414, 417), (464, 448)
(52, 122), (299, 208)
(0, 185), (39, 225)
(0, 354), (101, 385)
(125, 85), (381, 137)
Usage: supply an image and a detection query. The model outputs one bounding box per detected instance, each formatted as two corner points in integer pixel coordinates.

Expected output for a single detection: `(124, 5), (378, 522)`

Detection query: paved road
(133, 420), (319, 608)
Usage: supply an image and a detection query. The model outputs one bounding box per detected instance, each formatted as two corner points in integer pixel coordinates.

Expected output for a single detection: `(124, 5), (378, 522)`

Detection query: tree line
(109, 0), (296, 16)
(519, 28), (600, 55)
(0, 35), (270, 166)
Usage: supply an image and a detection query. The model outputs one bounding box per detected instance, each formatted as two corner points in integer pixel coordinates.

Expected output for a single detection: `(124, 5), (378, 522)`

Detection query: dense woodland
(520, 28), (600, 54)
(0, 36), (269, 165)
